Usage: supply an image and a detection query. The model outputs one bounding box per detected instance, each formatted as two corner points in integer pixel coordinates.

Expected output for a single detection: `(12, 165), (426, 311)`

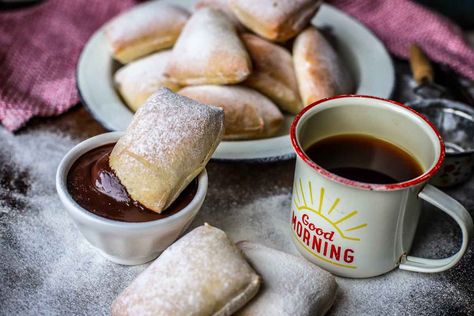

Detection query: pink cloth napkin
(0, 0), (135, 131)
(329, 0), (474, 80)
(0, 0), (473, 131)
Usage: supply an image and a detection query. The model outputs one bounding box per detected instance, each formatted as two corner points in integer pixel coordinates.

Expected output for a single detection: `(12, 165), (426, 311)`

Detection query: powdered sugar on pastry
(229, 0), (322, 42)
(111, 225), (260, 316)
(109, 88), (224, 213)
(237, 242), (337, 316)
(114, 50), (179, 112)
(164, 8), (252, 85)
(293, 26), (353, 105)
(105, 1), (190, 63)
(179, 85), (284, 140)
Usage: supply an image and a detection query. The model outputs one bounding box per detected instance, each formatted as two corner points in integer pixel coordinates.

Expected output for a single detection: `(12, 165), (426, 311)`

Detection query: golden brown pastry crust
(229, 0), (322, 42)
(109, 88), (224, 213)
(242, 33), (302, 114)
(111, 224), (261, 316)
(293, 26), (353, 105)
(114, 50), (180, 112)
(179, 85), (284, 140)
(105, 2), (190, 64)
(164, 8), (252, 85)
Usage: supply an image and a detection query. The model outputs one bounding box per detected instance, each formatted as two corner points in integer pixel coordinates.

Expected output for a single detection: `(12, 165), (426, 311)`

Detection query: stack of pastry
(107, 0), (353, 140)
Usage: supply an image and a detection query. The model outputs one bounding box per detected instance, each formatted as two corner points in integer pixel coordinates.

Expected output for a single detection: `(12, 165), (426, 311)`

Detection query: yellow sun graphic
(293, 178), (367, 241)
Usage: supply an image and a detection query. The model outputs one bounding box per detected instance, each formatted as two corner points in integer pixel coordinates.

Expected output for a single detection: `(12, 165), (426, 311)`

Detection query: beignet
(242, 33), (302, 114)
(114, 50), (179, 112)
(109, 88), (224, 213)
(229, 0), (322, 42)
(164, 8), (252, 85)
(105, 1), (190, 63)
(179, 85), (284, 140)
(237, 242), (337, 316)
(112, 224), (261, 316)
(293, 26), (353, 105)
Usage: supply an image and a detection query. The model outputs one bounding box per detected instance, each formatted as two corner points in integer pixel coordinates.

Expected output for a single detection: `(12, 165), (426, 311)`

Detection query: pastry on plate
(195, 0), (244, 30)
(242, 33), (302, 114)
(293, 26), (353, 105)
(114, 50), (179, 112)
(105, 1), (190, 63)
(179, 85), (284, 140)
(164, 8), (252, 85)
(229, 0), (322, 42)
(112, 224), (261, 316)
(237, 242), (337, 316)
(109, 88), (224, 213)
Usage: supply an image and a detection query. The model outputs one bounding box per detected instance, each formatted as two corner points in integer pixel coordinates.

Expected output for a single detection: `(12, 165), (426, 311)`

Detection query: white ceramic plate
(77, 0), (394, 162)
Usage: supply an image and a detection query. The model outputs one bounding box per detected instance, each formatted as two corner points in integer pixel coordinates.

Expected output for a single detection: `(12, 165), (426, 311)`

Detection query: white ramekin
(56, 132), (207, 265)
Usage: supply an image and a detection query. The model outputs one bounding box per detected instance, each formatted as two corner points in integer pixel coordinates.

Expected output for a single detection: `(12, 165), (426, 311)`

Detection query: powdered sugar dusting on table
(0, 124), (472, 314)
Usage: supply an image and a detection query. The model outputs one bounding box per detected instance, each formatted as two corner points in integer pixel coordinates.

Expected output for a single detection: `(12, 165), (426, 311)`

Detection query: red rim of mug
(290, 95), (445, 191)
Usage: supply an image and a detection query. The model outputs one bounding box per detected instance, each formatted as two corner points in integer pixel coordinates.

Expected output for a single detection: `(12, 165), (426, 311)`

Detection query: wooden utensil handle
(409, 44), (434, 84)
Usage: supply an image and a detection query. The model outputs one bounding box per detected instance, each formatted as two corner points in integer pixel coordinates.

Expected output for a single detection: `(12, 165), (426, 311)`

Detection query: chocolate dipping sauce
(67, 143), (198, 223)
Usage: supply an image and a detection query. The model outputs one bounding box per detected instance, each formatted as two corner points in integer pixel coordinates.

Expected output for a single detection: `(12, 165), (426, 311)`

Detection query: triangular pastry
(229, 0), (322, 42)
(114, 50), (179, 112)
(293, 26), (353, 105)
(112, 225), (261, 316)
(109, 88), (224, 213)
(105, 1), (190, 63)
(164, 8), (252, 85)
(179, 85), (284, 140)
(242, 33), (302, 114)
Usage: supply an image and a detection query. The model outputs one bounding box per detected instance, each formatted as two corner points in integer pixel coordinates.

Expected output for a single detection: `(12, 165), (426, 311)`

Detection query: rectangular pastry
(112, 224), (261, 316)
(109, 88), (224, 213)
(179, 85), (283, 140)
(242, 33), (302, 114)
(114, 50), (179, 112)
(105, 1), (190, 63)
(237, 242), (337, 316)
(293, 26), (353, 105)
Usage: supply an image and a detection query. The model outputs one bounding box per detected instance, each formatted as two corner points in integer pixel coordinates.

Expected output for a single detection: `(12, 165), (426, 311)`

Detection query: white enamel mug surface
(290, 96), (473, 278)
(56, 132), (207, 265)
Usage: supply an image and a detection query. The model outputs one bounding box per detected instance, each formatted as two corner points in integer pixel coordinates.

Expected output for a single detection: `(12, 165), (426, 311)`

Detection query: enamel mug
(289, 96), (473, 278)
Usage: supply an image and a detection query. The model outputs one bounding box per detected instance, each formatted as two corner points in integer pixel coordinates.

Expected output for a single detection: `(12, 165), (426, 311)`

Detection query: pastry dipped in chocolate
(67, 143), (198, 222)
(109, 88), (224, 213)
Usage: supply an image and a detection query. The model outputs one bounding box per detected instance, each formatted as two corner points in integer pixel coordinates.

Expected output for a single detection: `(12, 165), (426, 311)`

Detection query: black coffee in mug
(305, 134), (424, 184)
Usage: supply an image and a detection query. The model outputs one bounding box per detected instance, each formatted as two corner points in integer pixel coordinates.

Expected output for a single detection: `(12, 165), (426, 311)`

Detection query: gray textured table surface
(1, 60), (473, 315)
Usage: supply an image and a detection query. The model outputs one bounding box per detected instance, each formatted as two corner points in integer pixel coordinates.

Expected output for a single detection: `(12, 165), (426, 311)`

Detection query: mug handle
(399, 184), (473, 273)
